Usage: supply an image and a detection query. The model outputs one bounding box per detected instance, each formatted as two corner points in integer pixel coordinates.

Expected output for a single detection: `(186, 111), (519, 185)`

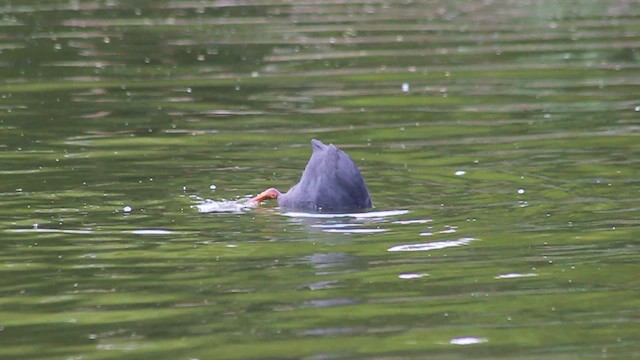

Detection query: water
(1, 1), (639, 359)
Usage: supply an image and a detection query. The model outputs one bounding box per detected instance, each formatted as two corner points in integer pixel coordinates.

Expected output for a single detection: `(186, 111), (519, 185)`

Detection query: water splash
(194, 199), (254, 213)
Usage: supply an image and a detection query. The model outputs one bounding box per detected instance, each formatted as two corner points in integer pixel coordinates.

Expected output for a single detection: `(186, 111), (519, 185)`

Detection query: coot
(250, 139), (372, 212)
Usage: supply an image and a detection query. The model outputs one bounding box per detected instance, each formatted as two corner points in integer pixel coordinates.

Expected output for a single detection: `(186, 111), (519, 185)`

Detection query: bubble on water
(455, 170), (466, 176)
(517, 188), (525, 194)
(123, 206), (132, 213)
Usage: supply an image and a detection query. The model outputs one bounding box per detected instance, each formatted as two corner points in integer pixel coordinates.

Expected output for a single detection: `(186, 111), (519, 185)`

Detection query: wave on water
(388, 237), (478, 252)
(282, 209), (409, 219)
(194, 195), (409, 218)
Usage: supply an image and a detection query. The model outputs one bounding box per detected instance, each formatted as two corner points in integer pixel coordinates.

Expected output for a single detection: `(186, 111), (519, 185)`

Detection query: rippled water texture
(1, 1), (639, 359)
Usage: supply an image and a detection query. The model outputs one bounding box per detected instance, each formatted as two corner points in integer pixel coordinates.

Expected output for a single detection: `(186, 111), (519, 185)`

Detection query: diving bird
(250, 139), (372, 212)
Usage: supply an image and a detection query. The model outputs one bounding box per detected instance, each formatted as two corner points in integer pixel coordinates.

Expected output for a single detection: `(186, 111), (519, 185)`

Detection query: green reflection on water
(1, 1), (639, 359)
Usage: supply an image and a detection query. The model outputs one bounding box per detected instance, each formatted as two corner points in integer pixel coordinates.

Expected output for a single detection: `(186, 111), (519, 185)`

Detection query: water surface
(1, 1), (639, 359)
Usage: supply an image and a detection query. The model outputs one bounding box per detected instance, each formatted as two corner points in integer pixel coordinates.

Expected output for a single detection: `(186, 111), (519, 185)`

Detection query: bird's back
(279, 139), (372, 212)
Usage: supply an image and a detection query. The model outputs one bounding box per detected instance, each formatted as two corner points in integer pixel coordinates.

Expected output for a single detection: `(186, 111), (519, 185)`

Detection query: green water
(1, 1), (639, 359)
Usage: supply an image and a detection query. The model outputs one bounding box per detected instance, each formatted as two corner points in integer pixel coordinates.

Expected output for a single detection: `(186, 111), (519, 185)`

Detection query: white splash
(195, 199), (253, 213)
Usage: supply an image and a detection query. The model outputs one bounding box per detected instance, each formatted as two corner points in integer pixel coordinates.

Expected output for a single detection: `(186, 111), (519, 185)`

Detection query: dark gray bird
(250, 139), (372, 212)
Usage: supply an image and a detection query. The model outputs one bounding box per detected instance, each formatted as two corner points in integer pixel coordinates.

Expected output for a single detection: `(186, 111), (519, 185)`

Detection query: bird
(250, 139), (372, 212)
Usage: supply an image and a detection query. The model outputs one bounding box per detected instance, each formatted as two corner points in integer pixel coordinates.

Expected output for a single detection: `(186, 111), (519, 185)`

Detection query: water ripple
(283, 209), (409, 219)
(388, 237), (478, 252)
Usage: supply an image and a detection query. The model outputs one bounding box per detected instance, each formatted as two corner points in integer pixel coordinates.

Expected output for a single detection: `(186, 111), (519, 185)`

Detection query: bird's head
(250, 188), (281, 204)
